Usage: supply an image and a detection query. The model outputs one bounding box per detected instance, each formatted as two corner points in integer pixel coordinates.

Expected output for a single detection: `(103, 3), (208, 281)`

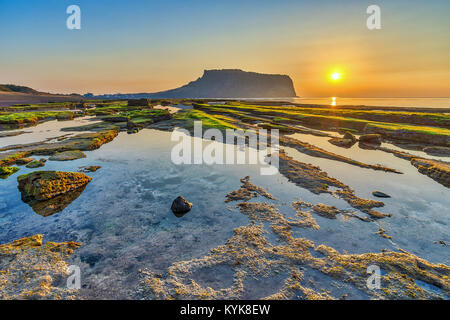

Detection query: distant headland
(88, 69), (297, 99)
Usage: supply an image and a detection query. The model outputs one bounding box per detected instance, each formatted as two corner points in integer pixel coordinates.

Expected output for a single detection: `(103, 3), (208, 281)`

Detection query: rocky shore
(0, 98), (448, 300)
(0, 235), (80, 299)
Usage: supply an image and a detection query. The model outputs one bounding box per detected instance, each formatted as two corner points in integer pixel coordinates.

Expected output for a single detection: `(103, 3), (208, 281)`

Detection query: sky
(0, 0), (449, 97)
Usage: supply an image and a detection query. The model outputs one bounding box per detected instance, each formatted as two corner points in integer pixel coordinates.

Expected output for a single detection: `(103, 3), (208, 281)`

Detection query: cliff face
(151, 69), (297, 98)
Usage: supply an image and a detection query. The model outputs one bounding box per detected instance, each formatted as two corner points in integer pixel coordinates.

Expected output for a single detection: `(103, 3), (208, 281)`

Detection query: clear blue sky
(1, 0), (449, 97)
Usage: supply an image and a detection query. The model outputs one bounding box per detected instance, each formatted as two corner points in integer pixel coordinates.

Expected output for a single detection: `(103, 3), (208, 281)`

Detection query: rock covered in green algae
(0, 166), (19, 179)
(328, 131), (357, 148)
(17, 171), (92, 201)
(327, 131), (357, 148)
(128, 98), (152, 107)
(0, 235), (81, 299)
(25, 159), (46, 168)
(49, 150), (86, 161)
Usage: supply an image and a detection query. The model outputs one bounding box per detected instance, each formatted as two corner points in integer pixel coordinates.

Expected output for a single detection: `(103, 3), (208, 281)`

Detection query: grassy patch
(0, 111), (75, 124)
(366, 122), (450, 136)
(174, 110), (238, 130)
(0, 166), (20, 179)
(194, 103), (450, 145)
(0, 152), (29, 166)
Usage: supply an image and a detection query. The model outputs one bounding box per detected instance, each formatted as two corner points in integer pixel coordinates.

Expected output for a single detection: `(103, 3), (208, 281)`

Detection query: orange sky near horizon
(0, 0), (449, 97)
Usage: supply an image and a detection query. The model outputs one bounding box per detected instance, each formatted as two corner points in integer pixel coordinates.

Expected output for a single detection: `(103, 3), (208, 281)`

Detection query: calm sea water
(248, 97), (450, 109)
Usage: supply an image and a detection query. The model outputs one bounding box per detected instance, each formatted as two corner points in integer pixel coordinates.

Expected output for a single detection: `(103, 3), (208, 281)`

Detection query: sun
(331, 72), (341, 81)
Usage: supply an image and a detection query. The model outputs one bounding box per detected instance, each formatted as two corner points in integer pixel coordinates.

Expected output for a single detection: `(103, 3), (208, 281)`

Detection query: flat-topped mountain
(93, 69), (297, 99)
(152, 69), (297, 98)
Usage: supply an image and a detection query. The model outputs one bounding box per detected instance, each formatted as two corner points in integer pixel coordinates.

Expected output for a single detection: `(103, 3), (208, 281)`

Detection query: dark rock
(49, 150), (86, 161)
(328, 137), (355, 148)
(372, 191), (391, 198)
(343, 131), (357, 143)
(171, 196), (192, 217)
(359, 134), (382, 145)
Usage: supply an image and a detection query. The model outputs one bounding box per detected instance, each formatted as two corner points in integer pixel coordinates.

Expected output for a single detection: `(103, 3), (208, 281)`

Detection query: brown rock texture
(17, 171), (92, 201)
(411, 158), (450, 188)
(0, 235), (80, 300)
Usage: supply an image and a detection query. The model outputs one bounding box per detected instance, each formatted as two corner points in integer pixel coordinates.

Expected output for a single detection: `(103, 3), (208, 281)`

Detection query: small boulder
(328, 137), (355, 148)
(171, 196), (192, 217)
(343, 131), (357, 143)
(49, 150), (86, 161)
(359, 134), (382, 145)
(26, 160), (45, 168)
(372, 191), (391, 198)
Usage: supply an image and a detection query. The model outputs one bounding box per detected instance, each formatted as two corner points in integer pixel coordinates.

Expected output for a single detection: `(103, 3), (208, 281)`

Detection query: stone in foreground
(171, 196), (192, 217)
(328, 137), (355, 148)
(17, 171), (92, 201)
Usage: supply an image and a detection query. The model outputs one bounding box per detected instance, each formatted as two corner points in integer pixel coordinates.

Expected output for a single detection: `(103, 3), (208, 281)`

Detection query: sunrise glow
(331, 72), (341, 81)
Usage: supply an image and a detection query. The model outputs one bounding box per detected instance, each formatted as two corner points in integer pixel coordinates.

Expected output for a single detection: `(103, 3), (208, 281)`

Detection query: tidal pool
(0, 121), (448, 299)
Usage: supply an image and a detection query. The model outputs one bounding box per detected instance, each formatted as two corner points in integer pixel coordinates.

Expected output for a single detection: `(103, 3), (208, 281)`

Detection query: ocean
(249, 97), (450, 109)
